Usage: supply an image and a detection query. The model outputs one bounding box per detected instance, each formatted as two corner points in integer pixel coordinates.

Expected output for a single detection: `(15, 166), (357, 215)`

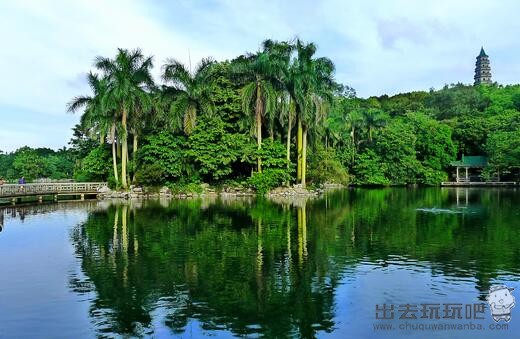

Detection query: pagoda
(474, 47), (492, 85)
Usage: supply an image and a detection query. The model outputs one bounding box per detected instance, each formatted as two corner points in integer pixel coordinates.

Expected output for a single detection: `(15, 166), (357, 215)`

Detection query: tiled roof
(450, 155), (488, 167)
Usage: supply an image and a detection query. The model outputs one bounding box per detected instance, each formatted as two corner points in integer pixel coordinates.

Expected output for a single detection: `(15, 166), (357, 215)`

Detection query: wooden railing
(0, 182), (108, 198)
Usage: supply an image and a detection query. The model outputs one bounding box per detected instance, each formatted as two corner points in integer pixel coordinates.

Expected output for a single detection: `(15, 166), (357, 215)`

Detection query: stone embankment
(97, 183), (344, 200)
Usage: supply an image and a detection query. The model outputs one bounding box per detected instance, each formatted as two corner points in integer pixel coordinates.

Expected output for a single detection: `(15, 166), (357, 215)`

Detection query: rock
(97, 185), (111, 193)
(159, 186), (171, 195)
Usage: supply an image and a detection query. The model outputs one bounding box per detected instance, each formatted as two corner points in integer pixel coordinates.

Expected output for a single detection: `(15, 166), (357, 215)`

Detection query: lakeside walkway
(0, 182), (107, 204)
(441, 181), (517, 186)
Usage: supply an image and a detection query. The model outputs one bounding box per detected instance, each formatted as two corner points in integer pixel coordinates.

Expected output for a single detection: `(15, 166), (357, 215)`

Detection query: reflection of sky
(325, 260), (520, 339)
(0, 209), (93, 338)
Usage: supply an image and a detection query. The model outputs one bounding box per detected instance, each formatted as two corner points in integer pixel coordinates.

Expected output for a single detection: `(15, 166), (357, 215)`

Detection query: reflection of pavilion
(455, 187), (469, 206)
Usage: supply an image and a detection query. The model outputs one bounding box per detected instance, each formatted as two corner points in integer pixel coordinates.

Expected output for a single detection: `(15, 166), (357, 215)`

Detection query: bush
(353, 150), (390, 185)
(134, 163), (166, 186)
(248, 168), (292, 194)
(74, 145), (111, 182)
(168, 181), (203, 194)
(138, 132), (188, 183)
(187, 116), (255, 181)
(308, 145), (349, 185)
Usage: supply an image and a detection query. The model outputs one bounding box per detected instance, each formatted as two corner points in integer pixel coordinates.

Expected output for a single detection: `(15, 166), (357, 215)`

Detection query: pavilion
(449, 155), (488, 183)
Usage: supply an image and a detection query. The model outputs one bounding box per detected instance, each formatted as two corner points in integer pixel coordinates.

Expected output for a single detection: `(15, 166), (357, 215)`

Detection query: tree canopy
(4, 40), (520, 188)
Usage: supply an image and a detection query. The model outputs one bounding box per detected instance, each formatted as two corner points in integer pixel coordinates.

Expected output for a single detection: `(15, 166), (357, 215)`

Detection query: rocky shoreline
(97, 183), (345, 200)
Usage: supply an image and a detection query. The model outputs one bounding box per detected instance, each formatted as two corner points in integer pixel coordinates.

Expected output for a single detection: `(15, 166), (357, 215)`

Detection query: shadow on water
(6, 187), (518, 337)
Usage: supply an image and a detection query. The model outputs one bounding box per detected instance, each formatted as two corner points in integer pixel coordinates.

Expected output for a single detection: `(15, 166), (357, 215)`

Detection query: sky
(1, 0), (520, 152)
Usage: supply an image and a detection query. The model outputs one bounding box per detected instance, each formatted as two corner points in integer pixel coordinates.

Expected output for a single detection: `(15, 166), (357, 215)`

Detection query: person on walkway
(18, 177), (26, 192)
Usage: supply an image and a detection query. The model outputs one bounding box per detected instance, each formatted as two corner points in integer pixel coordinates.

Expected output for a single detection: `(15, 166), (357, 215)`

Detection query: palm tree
(289, 40), (335, 187)
(233, 49), (282, 173)
(263, 40), (295, 169)
(67, 72), (120, 186)
(95, 48), (154, 189)
(128, 90), (156, 182)
(162, 57), (215, 135)
(361, 108), (388, 142)
(279, 93), (296, 168)
(345, 109), (364, 146)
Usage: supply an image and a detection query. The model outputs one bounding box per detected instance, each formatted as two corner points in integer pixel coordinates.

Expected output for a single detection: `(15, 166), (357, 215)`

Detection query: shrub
(248, 168), (292, 194)
(187, 116), (255, 181)
(353, 150), (390, 185)
(74, 145), (111, 182)
(308, 145), (349, 185)
(138, 132), (188, 184)
(134, 163), (166, 186)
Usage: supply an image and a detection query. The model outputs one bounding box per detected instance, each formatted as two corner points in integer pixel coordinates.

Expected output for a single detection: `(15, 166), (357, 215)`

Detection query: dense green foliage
(327, 83), (520, 184)
(3, 41), (520, 188)
(0, 147), (74, 181)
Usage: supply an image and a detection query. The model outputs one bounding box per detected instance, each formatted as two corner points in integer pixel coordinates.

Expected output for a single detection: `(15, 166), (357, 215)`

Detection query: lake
(1, 188), (519, 338)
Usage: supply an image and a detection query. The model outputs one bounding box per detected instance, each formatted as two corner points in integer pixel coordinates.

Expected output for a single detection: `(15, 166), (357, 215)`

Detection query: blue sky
(1, 0), (520, 152)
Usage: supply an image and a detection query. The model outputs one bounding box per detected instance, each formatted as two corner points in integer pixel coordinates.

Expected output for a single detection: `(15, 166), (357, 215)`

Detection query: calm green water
(1, 188), (520, 338)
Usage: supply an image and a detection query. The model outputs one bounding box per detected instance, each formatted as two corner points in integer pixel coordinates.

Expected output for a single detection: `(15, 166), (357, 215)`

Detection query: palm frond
(67, 96), (91, 113)
(162, 58), (191, 89)
(241, 82), (257, 117)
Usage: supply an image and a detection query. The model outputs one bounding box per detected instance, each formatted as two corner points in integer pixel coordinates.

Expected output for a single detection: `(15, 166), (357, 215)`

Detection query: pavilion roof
(450, 155), (488, 168)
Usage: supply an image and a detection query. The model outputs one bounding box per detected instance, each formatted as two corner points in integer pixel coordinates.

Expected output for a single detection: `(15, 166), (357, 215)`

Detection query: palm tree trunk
(125, 143), (130, 185)
(132, 134), (138, 183)
(297, 118), (303, 182)
(256, 85), (263, 173)
(111, 124), (119, 186)
(351, 127), (356, 163)
(301, 126), (307, 187)
(256, 217), (263, 302)
(121, 108), (128, 189)
(297, 207), (303, 265)
(286, 113), (292, 169)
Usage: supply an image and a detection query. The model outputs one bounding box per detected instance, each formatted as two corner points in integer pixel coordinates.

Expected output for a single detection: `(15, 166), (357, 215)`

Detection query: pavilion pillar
(456, 167), (460, 182)
(465, 167), (469, 182)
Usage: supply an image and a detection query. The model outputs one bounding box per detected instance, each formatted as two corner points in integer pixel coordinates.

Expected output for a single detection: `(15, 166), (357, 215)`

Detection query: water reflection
(64, 188), (520, 337)
(2, 188), (520, 337)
